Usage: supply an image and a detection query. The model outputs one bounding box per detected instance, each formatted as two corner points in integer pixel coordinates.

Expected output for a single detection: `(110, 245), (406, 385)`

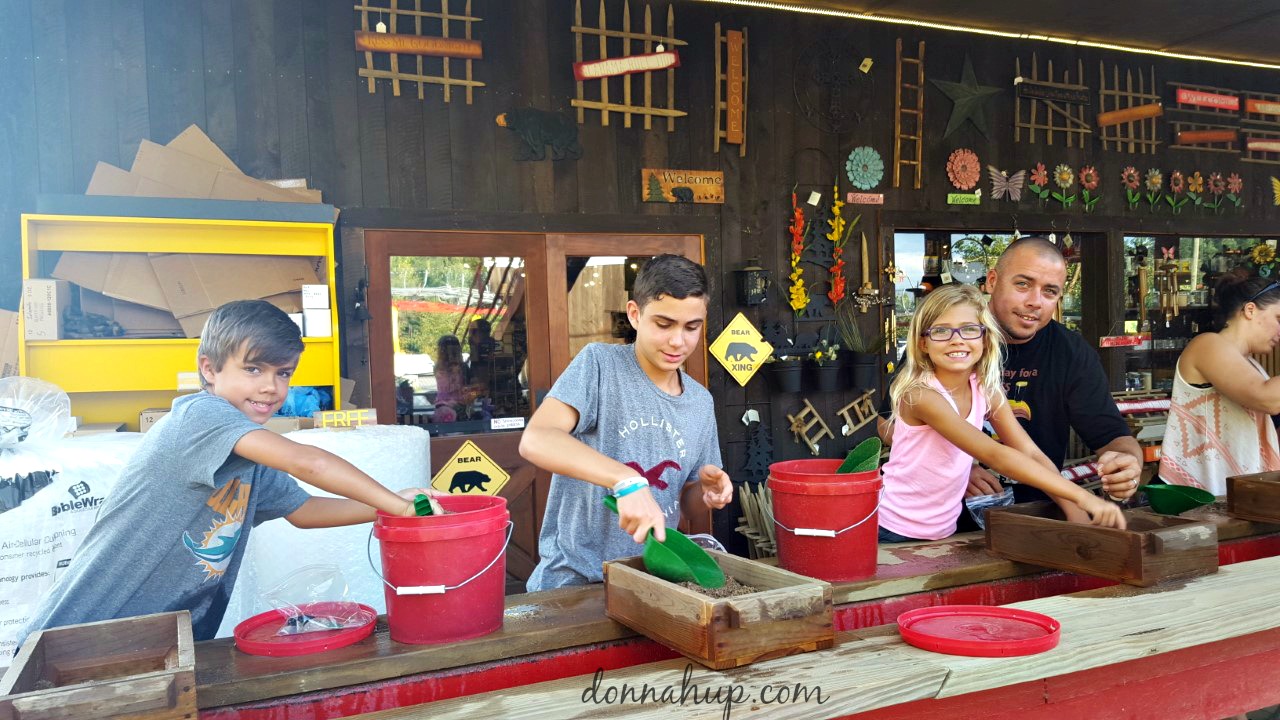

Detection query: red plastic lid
(897, 605), (1060, 657)
(234, 602), (377, 657)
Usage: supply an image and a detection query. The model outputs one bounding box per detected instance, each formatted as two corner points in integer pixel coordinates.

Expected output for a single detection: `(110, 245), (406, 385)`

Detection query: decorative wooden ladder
(893, 39), (925, 189)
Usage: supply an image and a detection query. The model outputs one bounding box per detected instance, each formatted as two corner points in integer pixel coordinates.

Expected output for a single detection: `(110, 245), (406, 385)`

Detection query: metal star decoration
(930, 55), (1002, 139)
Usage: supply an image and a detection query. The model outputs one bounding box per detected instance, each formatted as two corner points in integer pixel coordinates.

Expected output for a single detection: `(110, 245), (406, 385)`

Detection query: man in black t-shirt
(970, 238), (1142, 503)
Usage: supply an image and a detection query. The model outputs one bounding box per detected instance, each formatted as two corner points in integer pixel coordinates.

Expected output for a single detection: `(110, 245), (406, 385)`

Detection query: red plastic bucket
(767, 459), (881, 582)
(371, 495), (511, 644)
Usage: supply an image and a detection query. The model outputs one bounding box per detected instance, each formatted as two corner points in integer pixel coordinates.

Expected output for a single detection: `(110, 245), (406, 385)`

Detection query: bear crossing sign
(708, 313), (773, 386)
(431, 440), (511, 496)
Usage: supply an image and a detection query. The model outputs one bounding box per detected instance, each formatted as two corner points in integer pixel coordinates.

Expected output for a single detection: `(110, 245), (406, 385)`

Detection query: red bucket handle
(763, 489), (881, 538)
(366, 522), (512, 596)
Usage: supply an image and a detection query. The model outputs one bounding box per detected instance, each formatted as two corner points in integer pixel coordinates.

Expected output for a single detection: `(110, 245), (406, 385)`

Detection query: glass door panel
(390, 254), (531, 435)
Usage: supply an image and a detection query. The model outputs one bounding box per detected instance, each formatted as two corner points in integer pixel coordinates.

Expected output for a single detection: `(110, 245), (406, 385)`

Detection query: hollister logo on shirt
(624, 460), (682, 490)
(182, 477), (249, 580)
(616, 415), (688, 459)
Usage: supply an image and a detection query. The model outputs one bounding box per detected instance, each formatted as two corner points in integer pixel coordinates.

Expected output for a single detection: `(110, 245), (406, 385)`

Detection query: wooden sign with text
(354, 31), (483, 59)
(846, 192), (884, 205)
(1015, 78), (1090, 106)
(574, 50), (680, 81)
(1246, 98), (1280, 116)
(314, 408), (378, 428)
(726, 31), (745, 144)
(1176, 87), (1238, 111)
(641, 168), (724, 204)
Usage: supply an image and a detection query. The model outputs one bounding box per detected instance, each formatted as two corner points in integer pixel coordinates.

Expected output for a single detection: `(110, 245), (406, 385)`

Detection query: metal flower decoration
(1144, 168), (1163, 212)
(1051, 163), (1076, 209)
(845, 146), (885, 190)
(1227, 172), (1244, 209)
(1121, 166), (1141, 210)
(946, 148), (980, 191)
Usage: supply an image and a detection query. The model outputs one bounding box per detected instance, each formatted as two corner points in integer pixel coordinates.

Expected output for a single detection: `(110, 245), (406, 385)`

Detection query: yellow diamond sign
(431, 440), (510, 496)
(709, 313), (774, 386)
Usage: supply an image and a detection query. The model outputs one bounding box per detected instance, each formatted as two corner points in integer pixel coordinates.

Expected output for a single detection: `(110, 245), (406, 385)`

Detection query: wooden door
(542, 233), (711, 534)
(367, 231), (709, 588)
(366, 230), (550, 586)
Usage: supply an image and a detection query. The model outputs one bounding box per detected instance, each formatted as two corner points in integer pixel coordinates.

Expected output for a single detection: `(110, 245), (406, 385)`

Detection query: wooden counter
(197, 505), (1280, 718)
(351, 554), (1280, 719)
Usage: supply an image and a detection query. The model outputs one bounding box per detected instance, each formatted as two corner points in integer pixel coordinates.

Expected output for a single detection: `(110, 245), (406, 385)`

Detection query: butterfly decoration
(1161, 246), (1176, 260)
(1271, 177), (1280, 206)
(987, 166), (1027, 202)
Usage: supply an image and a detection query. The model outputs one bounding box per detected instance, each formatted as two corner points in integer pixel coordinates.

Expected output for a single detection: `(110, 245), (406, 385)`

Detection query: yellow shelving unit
(19, 212), (341, 431)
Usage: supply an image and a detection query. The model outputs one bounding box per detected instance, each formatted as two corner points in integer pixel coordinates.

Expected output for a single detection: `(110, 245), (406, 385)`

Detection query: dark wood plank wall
(2, 0), (1280, 517)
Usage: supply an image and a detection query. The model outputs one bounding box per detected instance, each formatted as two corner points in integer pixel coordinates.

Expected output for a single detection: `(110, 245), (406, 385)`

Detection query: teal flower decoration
(845, 146), (884, 190)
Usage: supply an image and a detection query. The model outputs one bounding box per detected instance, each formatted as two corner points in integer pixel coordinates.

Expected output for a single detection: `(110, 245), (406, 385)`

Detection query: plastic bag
(0, 377), (75, 449)
(276, 387), (333, 418)
(964, 486), (1015, 530)
(261, 564), (375, 636)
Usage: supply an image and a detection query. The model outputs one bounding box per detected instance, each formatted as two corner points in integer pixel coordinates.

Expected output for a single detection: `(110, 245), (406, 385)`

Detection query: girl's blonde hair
(889, 284), (1005, 422)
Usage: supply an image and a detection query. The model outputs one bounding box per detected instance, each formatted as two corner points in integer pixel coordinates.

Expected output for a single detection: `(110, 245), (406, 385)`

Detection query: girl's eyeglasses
(923, 324), (986, 342)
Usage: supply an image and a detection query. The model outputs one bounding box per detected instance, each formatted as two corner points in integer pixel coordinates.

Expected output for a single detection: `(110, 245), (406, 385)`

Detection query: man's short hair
(197, 300), (304, 387)
(994, 237), (1064, 273)
(631, 254), (708, 309)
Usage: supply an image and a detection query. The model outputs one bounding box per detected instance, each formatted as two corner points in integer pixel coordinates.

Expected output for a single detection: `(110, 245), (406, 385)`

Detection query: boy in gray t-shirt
(22, 300), (435, 642)
(524, 255), (733, 591)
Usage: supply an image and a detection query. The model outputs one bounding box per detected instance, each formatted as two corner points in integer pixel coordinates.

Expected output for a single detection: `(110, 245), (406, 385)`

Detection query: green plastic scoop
(1143, 482), (1216, 515)
(603, 495), (725, 588)
(837, 437), (883, 473)
(414, 493), (443, 516)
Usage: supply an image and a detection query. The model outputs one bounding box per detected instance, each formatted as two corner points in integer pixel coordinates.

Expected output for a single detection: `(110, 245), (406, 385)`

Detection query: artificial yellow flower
(1251, 243), (1276, 266)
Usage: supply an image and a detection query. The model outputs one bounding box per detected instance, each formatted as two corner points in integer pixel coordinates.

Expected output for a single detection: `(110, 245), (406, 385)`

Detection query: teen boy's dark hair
(631, 254), (708, 309)
(197, 300), (305, 388)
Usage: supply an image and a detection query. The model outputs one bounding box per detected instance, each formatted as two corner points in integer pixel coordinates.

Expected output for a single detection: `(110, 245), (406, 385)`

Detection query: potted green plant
(835, 303), (886, 389)
(809, 338), (842, 392)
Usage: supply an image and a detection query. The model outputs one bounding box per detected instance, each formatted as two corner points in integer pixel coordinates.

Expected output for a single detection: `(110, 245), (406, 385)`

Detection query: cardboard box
(339, 377), (355, 410)
(85, 161), (141, 196)
(130, 140), (224, 198)
(167, 124), (242, 173)
(301, 284), (329, 309)
(22, 279), (70, 341)
(71, 422), (125, 437)
(149, 254), (320, 322)
(54, 252), (170, 311)
(264, 416), (314, 434)
(176, 291), (304, 338)
(303, 308), (332, 337)
(51, 251), (111, 293)
(210, 169), (309, 203)
(288, 313), (304, 333)
(0, 310), (18, 378)
(138, 407), (170, 433)
(79, 288), (184, 338)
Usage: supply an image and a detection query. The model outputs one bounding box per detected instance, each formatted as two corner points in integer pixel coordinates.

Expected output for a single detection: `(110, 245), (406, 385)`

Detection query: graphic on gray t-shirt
(526, 343), (722, 591)
(21, 392), (310, 642)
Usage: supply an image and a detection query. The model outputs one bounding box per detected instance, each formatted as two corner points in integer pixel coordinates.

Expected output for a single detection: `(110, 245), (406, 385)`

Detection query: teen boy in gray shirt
(523, 255), (733, 591)
(22, 300), (433, 642)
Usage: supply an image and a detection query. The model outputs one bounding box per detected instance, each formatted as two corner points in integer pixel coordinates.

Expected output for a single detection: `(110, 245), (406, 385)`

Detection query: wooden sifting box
(603, 549), (834, 670)
(0, 611), (196, 720)
(1227, 471), (1280, 523)
(985, 502), (1219, 587)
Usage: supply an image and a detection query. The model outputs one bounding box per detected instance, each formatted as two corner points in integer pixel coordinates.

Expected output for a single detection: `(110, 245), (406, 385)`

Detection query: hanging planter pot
(852, 357), (879, 389)
(767, 359), (804, 394)
(812, 362), (842, 392)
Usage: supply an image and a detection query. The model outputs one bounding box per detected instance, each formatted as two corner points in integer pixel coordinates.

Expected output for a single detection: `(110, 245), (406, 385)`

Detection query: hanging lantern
(735, 258), (771, 306)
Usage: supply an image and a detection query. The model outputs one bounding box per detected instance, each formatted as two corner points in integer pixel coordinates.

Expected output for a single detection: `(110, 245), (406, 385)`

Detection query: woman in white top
(1159, 272), (1280, 496)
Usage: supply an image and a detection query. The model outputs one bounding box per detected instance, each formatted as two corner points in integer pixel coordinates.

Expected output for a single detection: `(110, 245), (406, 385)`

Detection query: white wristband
(610, 476), (649, 498)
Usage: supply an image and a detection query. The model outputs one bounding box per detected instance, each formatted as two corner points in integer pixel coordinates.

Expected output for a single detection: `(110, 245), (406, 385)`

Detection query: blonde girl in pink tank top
(878, 285), (1125, 541)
